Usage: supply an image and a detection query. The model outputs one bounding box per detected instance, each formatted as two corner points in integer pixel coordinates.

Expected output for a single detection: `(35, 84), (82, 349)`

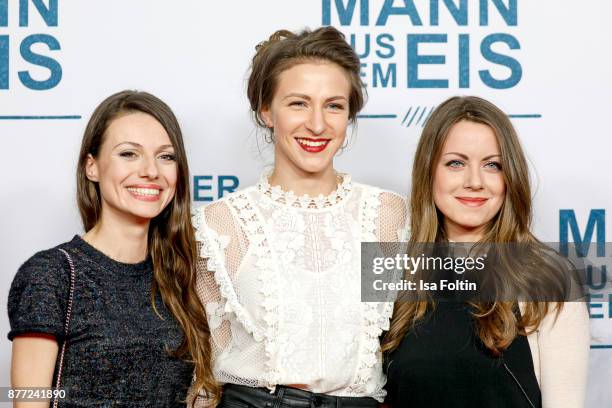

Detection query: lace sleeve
(193, 201), (252, 356)
(377, 191), (409, 243)
(370, 190), (409, 331)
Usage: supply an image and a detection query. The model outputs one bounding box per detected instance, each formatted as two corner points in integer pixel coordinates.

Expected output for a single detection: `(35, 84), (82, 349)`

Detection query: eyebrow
(282, 93), (347, 102)
(443, 152), (501, 161)
(113, 141), (174, 150)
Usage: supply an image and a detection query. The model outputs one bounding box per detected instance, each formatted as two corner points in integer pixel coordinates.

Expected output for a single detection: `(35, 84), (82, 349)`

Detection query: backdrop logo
(193, 175), (239, 202)
(0, 0), (62, 90)
(559, 209), (611, 348)
(322, 0), (522, 90)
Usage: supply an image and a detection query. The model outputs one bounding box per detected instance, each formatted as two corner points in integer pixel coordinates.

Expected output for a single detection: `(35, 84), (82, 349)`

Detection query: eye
(119, 150), (138, 159)
(484, 161), (502, 171)
(328, 102), (345, 110)
(159, 153), (176, 161)
(289, 100), (307, 108)
(445, 159), (464, 168)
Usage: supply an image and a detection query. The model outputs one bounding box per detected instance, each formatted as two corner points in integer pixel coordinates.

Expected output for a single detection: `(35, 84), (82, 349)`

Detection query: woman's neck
(269, 162), (339, 197)
(82, 209), (149, 264)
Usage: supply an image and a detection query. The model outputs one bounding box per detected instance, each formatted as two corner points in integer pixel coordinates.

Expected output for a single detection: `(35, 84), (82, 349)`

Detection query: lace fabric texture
(193, 174), (409, 401)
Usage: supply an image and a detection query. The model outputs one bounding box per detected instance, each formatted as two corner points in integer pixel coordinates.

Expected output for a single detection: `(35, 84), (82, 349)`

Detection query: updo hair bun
(255, 29), (296, 52)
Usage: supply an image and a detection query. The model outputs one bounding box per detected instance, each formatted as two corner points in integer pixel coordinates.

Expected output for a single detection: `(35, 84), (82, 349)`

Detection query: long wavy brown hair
(382, 96), (565, 356)
(76, 90), (219, 404)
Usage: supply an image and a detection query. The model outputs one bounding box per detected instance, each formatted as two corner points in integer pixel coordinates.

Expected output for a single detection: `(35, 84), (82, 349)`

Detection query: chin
(294, 156), (334, 174)
(299, 165), (330, 175)
(126, 204), (166, 221)
(454, 219), (491, 234)
(132, 211), (162, 222)
(457, 216), (486, 227)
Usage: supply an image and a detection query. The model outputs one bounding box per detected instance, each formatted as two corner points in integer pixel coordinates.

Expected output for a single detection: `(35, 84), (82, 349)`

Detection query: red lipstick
(296, 138), (330, 153)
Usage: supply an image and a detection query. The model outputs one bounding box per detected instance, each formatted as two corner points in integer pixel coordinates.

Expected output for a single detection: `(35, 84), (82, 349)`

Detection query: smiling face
(260, 61), (351, 176)
(85, 112), (177, 224)
(432, 120), (506, 242)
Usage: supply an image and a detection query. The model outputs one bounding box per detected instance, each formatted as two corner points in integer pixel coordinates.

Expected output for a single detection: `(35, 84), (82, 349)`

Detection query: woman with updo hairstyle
(382, 96), (589, 407)
(192, 26), (409, 407)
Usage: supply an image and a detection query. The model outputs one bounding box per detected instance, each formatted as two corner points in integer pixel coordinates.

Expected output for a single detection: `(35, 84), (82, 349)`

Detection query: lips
(455, 197), (488, 207)
(296, 138), (330, 153)
(126, 185), (162, 202)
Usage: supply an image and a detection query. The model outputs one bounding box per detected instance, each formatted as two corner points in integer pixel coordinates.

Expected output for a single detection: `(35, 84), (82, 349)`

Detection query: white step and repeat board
(0, 1), (610, 405)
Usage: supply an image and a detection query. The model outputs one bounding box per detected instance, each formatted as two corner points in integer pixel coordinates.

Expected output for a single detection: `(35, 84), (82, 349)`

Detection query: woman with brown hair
(192, 27), (408, 407)
(382, 96), (589, 407)
(8, 90), (218, 407)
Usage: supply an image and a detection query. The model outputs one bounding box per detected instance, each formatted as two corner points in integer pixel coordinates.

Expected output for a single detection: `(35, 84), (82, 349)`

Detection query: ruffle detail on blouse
(351, 186), (393, 395)
(360, 186), (380, 243)
(192, 206), (264, 342)
(225, 193), (282, 388)
(256, 171), (353, 209)
(397, 225), (411, 242)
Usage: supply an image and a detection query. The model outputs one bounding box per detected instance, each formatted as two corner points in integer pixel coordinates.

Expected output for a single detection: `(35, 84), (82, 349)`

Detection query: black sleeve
(7, 248), (70, 341)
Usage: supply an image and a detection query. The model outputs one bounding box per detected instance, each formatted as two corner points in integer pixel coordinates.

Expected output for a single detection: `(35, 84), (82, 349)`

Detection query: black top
(385, 301), (541, 408)
(8, 236), (193, 407)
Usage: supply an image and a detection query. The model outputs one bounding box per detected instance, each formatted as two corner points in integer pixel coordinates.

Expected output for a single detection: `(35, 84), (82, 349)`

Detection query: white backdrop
(1, 0), (610, 406)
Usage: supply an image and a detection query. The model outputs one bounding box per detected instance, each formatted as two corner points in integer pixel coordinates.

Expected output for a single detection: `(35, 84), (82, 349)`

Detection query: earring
(264, 130), (275, 143)
(340, 137), (350, 150)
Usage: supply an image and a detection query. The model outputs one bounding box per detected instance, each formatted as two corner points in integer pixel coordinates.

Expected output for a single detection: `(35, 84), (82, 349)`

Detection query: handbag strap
(54, 248), (76, 408)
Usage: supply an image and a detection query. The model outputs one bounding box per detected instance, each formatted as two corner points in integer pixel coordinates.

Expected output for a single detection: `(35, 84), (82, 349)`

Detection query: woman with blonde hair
(382, 96), (589, 407)
(193, 26), (408, 407)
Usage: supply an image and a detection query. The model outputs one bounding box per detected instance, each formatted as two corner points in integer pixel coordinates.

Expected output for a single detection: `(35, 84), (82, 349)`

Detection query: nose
(305, 106), (326, 136)
(139, 155), (159, 179)
(464, 164), (483, 190)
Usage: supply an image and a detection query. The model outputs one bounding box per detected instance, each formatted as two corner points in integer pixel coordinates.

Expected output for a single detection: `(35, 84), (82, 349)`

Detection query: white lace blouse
(192, 173), (409, 401)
